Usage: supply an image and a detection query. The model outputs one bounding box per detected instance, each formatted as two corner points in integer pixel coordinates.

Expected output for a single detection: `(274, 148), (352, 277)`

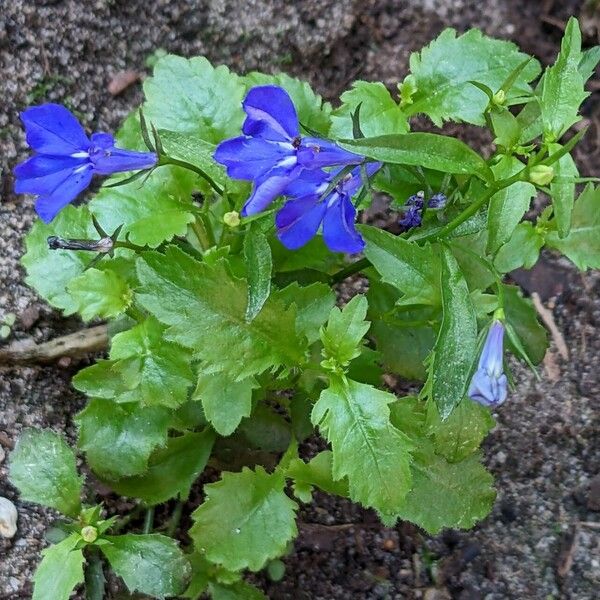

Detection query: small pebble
(0, 497), (18, 538)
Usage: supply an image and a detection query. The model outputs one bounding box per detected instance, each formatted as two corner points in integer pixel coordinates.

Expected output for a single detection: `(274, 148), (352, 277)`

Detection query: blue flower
(214, 85), (364, 217)
(399, 191), (425, 229)
(468, 320), (508, 407)
(275, 163), (381, 254)
(14, 104), (157, 223)
(428, 192), (447, 209)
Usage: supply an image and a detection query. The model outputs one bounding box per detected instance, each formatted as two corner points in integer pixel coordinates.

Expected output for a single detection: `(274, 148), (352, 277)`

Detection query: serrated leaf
(320, 295), (370, 368)
(136, 248), (306, 380)
(101, 534), (191, 599)
(108, 430), (215, 505)
(190, 466), (298, 572)
(238, 404), (292, 453)
(360, 225), (440, 306)
(404, 28), (540, 126)
(494, 222), (543, 273)
(428, 247), (478, 419)
(546, 184), (600, 270)
(341, 133), (492, 182)
(244, 226), (272, 322)
(73, 317), (194, 408)
(549, 144), (578, 238)
(9, 429), (82, 517)
(21, 205), (97, 314)
(32, 534), (85, 600)
(330, 81), (408, 139)
(76, 399), (170, 479)
(311, 378), (413, 518)
(67, 268), (132, 321)
(287, 451), (349, 502)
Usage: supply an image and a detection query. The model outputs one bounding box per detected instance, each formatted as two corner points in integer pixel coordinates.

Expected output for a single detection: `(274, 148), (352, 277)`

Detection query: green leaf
(32, 534), (85, 600)
(209, 580), (268, 600)
(341, 133), (492, 182)
(494, 222), (543, 273)
(76, 399), (170, 479)
(311, 378), (413, 519)
(427, 247), (478, 419)
(67, 268), (132, 321)
(144, 55), (245, 143)
(108, 430), (215, 505)
(101, 534), (191, 599)
(361, 225), (440, 306)
(490, 107), (521, 149)
(403, 28), (539, 126)
(244, 226), (272, 322)
(541, 18), (586, 140)
(287, 451), (349, 502)
(486, 156), (536, 253)
(190, 466), (298, 572)
(22, 205), (97, 314)
(320, 295), (370, 369)
(547, 184), (600, 270)
(136, 248), (306, 380)
(330, 81), (408, 139)
(193, 372), (258, 436)
(549, 144), (579, 238)
(450, 233), (496, 291)
(244, 71), (331, 135)
(9, 429), (82, 517)
(73, 317), (194, 408)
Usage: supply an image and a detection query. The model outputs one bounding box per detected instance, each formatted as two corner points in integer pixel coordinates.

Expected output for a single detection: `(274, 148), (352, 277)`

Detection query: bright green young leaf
(193, 372), (258, 436)
(541, 18), (586, 140)
(330, 81), (408, 138)
(144, 54), (245, 143)
(427, 247), (478, 419)
(76, 399), (170, 479)
(136, 248), (306, 379)
(10, 429), (83, 517)
(21, 205), (97, 314)
(494, 222), (543, 273)
(547, 184), (600, 270)
(312, 378), (413, 519)
(490, 106), (521, 149)
(108, 430), (215, 505)
(32, 534), (85, 600)
(341, 133), (492, 182)
(549, 143), (579, 239)
(287, 451), (349, 502)
(101, 534), (191, 599)
(403, 28), (539, 126)
(190, 466), (298, 572)
(67, 268), (132, 321)
(320, 295), (370, 369)
(361, 225), (440, 306)
(73, 317), (194, 408)
(209, 580), (268, 600)
(244, 225), (272, 322)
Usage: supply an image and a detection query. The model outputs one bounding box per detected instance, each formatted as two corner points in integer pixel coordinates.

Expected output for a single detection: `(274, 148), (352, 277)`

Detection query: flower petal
(20, 104), (90, 155)
(282, 168), (330, 199)
(14, 155), (89, 195)
(242, 85), (299, 141)
(322, 194), (365, 254)
(341, 162), (383, 197)
(90, 132), (115, 149)
(468, 369), (507, 407)
(276, 195), (327, 250)
(298, 137), (364, 169)
(241, 165), (303, 217)
(91, 147), (157, 175)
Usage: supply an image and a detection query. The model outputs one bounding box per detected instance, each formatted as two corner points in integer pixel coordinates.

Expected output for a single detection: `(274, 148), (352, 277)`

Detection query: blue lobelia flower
(214, 85), (364, 217)
(428, 192), (447, 209)
(399, 191), (425, 229)
(468, 320), (508, 407)
(14, 104), (157, 223)
(275, 162), (381, 254)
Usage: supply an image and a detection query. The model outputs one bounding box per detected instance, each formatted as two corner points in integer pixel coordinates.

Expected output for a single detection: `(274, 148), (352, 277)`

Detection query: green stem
(191, 220), (211, 251)
(112, 504), (145, 533)
(113, 240), (147, 253)
(84, 548), (105, 600)
(330, 257), (371, 283)
(159, 155), (223, 195)
(166, 501), (184, 538)
(143, 507), (155, 534)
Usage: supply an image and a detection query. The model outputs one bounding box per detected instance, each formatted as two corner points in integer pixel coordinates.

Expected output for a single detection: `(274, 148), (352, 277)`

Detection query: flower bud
(492, 89), (506, 106)
(223, 211), (241, 228)
(529, 165), (554, 186)
(81, 525), (98, 543)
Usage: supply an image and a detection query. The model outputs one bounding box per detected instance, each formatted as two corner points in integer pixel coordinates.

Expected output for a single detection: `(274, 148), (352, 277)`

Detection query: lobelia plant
(7, 17), (600, 599)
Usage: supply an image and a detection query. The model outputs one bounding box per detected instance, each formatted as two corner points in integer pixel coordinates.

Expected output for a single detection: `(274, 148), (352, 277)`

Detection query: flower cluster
(399, 191), (447, 230)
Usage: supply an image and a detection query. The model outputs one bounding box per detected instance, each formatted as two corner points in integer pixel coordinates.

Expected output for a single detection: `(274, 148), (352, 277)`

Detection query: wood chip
(531, 292), (569, 360)
(108, 70), (140, 95)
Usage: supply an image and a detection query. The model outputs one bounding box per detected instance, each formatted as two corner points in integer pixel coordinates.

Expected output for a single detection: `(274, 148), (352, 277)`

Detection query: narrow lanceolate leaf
(76, 400), (170, 479)
(402, 28), (540, 126)
(360, 225), (440, 306)
(428, 247), (478, 419)
(341, 133), (492, 182)
(190, 466), (298, 572)
(32, 534), (85, 600)
(136, 248), (306, 380)
(101, 534), (191, 599)
(549, 144), (578, 238)
(547, 184), (600, 270)
(541, 17), (586, 140)
(67, 268), (132, 321)
(244, 226), (272, 322)
(311, 378), (413, 519)
(9, 429), (83, 517)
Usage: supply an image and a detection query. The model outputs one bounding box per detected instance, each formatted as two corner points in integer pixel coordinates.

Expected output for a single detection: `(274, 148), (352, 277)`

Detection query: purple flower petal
(322, 194), (365, 254)
(14, 155), (88, 195)
(242, 85), (299, 141)
(298, 137), (364, 169)
(90, 147), (157, 175)
(468, 369), (507, 408)
(282, 168), (331, 199)
(276, 195), (327, 250)
(241, 165), (303, 217)
(90, 132), (115, 149)
(20, 104), (90, 155)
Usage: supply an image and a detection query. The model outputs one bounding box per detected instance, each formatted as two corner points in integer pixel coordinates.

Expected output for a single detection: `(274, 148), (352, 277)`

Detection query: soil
(1, 0), (599, 599)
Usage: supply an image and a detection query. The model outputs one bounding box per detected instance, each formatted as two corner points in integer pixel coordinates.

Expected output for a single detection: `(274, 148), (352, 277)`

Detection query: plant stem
(191, 220), (211, 251)
(84, 549), (105, 600)
(159, 155), (223, 195)
(143, 507), (155, 534)
(112, 504), (145, 533)
(166, 501), (184, 538)
(330, 257), (371, 283)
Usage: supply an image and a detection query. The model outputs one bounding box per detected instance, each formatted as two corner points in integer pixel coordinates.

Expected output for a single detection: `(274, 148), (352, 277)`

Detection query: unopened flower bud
(529, 165), (554, 186)
(492, 89), (506, 106)
(81, 525), (98, 543)
(223, 211), (241, 228)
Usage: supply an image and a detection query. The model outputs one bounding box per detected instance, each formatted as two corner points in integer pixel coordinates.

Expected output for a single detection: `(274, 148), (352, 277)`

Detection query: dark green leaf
(244, 226), (272, 322)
